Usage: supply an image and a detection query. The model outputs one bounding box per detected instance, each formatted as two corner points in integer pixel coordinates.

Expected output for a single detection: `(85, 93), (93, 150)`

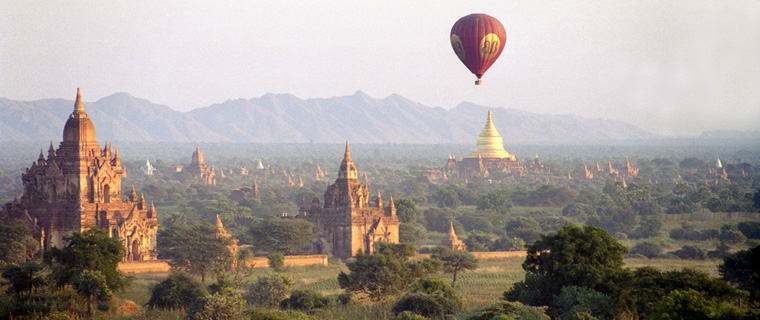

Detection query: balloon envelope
(450, 14), (506, 84)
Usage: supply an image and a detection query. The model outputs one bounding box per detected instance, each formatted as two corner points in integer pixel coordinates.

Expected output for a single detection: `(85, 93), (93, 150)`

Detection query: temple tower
(0, 89), (159, 261)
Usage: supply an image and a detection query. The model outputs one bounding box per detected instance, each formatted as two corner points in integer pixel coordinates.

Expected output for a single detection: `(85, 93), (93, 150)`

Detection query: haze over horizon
(2, 1), (759, 137)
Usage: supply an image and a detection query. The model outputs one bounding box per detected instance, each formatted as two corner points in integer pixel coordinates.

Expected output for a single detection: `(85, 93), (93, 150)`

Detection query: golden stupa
(467, 109), (516, 160)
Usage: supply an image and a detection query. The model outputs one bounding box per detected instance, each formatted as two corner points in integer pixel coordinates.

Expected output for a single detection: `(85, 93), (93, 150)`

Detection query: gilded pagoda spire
(467, 109), (513, 159)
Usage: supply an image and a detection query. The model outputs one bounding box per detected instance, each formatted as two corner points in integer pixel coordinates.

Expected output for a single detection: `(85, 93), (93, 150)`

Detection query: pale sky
(2, 1), (759, 136)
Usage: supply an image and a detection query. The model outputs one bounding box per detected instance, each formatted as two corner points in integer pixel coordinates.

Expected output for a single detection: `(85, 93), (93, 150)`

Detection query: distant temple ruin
(176, 145), (217, 185)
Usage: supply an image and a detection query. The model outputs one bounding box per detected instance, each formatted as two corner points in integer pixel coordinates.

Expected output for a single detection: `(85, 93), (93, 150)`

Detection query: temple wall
(245, 254), (329, 268)
(118, 260), (171, 273)
(415, 251), (527, 260)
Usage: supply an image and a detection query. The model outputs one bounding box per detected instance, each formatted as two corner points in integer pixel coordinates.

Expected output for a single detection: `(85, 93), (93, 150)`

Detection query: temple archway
(103, 184), (111, 203)
(131, 239), (140, 261)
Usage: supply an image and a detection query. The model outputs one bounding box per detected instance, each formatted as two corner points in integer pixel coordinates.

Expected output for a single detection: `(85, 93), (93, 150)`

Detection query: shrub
(187, 291), (245, 320)
(630, 242), (662, 259)
(489, 236), (525, 251)
(467, 301), (550, 320)
(553, 286), (615, 320)
(505, 217), (542, 244)
(392, 311), (428, 320)
(719, 225), (746, 244)
(337, 291), (357, 305)
(246, 273), (294, 307)
(244, 308), (313, 320)
(674, 245), (707, 260)
(738, 222), (760, 239)
(399, 223), (428, 245)
(147, 271), (208, 310)
(267, 253), (285, 272)
(391, 278), (461, 318)
(280, 289), (332, 311)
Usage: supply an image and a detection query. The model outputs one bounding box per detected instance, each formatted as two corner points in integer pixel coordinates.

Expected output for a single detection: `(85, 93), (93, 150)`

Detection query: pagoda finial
(215, 214), (225, 232)
(376, 190), (383, 208)
(344, 141), (351, 161)
(38, 149), (45, 162)
(388, 195), (395, 210)
(449, 221), (458, 240)
(48, 142), (56, 157)
(74, 88), (85, 112)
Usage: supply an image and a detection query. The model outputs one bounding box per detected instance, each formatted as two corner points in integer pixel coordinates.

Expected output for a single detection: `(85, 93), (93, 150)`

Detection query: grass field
(109, 255), (724, 320)
(107, 210), (755, 319)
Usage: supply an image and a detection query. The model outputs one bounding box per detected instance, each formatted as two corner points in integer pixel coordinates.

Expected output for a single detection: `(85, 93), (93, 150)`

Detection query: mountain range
(0, 91), (658, 143)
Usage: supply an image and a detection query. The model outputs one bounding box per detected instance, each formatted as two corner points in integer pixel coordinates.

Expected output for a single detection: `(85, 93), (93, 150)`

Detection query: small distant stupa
(440, 221), (466, 251)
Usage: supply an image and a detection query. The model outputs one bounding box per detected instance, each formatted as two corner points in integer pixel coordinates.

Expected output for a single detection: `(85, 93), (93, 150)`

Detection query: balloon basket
(475, 79), (482, 85)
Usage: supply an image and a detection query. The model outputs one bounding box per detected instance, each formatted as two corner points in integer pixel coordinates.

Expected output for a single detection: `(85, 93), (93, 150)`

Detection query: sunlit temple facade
(300, 142), (400, 260)
(0, 89), (159, 261)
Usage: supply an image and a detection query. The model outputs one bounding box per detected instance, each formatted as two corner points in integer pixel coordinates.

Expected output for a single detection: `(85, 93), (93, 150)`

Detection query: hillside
(0, 92), (658, 143)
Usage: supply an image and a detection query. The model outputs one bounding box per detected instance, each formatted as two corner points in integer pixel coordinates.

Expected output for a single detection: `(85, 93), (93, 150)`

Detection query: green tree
(72, 269), (113, 316)
(1, 261), (46, 299)
(249, 218), (314, 255)
(158, 224), (232, 283)
(267, 253), (285, 272)
(147, 270), (208, 310)
(505, 216), (543, 244)
(44, 227), (127, 292)
(504, 225), (628, 310)
(476, 191), (513, 215)
(337, 243), (441, 301)
(432, 187), (460, 209)
(528, 185), (577, 207)
(562, 203), (596, 222)
(629, 267), (741, 318)
(431, 246), (478, 284)
(246, 273), (295, 307)
(280, 289), (332, 311)
(553, 286), (615, 320)
(649, 289), (743, 320)
(630, 216), (662, 239)
(189, 291), (246, 320)
(399, 223), (427, 245)
(630, 241), (662, 259)
(0, 221), (40, 264)
(467, 301), (550, 320)
(720, 244), (760, 302)
(394, 198), (420, 224)
(424, 208), (457, 233)
(392, 278), (462, 318)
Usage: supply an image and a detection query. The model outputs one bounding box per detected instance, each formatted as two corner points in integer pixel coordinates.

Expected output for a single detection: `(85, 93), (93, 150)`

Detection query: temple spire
(74, 88), (85, 112)
(337, 141), (358, 180)
(448, 221), (459, 240)
(344, 141), (351, 161)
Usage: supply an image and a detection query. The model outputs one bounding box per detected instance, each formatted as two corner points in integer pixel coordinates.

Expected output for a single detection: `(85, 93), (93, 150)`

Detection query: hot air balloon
(450, 14), (506, 85)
